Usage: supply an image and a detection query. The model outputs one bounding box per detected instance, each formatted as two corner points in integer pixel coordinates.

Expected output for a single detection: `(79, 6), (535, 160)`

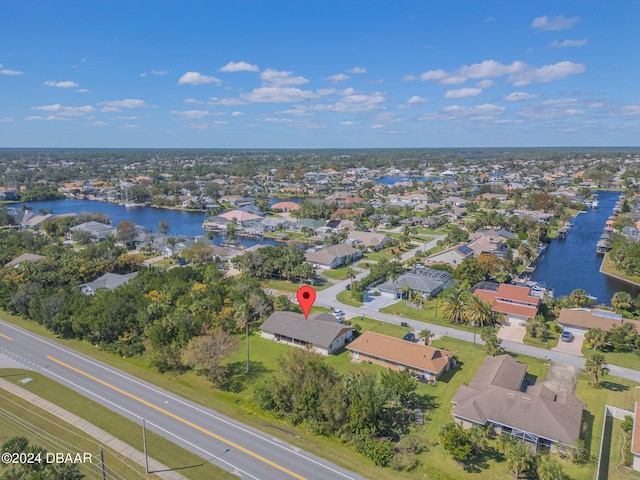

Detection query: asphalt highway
(0, 319), (367, 480)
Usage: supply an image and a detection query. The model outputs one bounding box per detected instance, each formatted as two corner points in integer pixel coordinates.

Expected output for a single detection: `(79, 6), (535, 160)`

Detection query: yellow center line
(47, 356), (306, 480)
(0, 333), (13, 341)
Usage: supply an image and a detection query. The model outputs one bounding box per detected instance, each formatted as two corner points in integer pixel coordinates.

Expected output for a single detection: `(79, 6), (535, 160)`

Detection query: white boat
(591, 198), (599, 208)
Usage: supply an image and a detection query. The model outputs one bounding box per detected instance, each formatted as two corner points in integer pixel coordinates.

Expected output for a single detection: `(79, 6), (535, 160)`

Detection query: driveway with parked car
(552, 332), (584, 356)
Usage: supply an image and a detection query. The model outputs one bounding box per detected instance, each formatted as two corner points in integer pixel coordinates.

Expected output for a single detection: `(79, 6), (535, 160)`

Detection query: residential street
(315, 237), (640, 384)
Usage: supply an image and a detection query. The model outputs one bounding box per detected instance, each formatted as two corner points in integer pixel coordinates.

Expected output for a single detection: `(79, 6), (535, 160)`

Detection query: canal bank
(530, 190), (640, 305)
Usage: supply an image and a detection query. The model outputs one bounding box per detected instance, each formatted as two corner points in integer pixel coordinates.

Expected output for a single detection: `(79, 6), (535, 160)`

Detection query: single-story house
(80, 272), (139, 296)
(5, 252), (47, 268)
(305, 244), (362, 269)
(344, 231), (391, 251)
(69, 221), (117, 241)
(557, 308), (640, 336)
(378, 267), (454, 299)
(467, 232), (508, 258)
(346, 331), (455, 382)
(425, 244), (475, 266)
(452, 355), (584, 450)
(472, 282), (541, 324)
(271, 201), (300, 213)
(260, 311), (353, 355)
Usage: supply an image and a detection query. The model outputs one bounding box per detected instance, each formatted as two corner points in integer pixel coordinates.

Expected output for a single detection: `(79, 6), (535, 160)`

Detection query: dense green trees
(0, 437), (85, 479)
(233, 244), (314, 281)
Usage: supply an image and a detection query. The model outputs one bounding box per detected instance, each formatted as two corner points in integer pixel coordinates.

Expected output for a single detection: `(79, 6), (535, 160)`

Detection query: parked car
(400, 322), (410, 328)
(345, 283), (351, 290)
(403, 332), (416, 342)
(560, 331), (573, 342)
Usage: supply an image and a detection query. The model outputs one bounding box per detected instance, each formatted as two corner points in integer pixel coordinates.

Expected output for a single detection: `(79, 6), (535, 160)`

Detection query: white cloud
(92, 121), (109, 126)
(241, 87), (316, 103)
(184, 98), (205, 104)
(460, 60), (525, 79)
(171, 110), (210, 119)
(475, 79), (497, 88)
(531, 15), (580, 31)
(348, 66), (367, 74)
(219, 61), (259, 72)
(75, 89), (90, 93)
(406, 95), (429, 104)
(208, 97), (247, 106)
(99, 99), (148, 112)
(263, 117), (293, 124)
(0, 68), (23, 76)
(231, 111), (244, 117)
(309, 92), (385, 113)
(341, 121), (357, 125)
(33, 104), (95, 116)
(327, 73), (349, 82)
(178, 71), (222, 85)
(371, 124), (385, 129)
(621, 104), (640, 116)
(0, 117), (14, 123)
(504, 92), (540, 101)
(444, 88), (482, 99)
(508, 61), (585, 86)
(43, 80), (79, 88)
(550, 38), (588, 48)
(113, 116), (138, 120)
(402, 74), (417, 81)
(26, 115), (63, 121)
(419, 69), (449, 82)
(260, 68), (309, 86)
(441, 103), (506, 116)
(151, 69), (169, 76)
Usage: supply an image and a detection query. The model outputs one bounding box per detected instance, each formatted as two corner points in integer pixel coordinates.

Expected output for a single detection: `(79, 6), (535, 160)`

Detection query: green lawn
(320, 266), (355, 280)
(336, 290), (364, 307)
(380, 298), (478, 333)
(0, 369), (237, 480)
(582, 346), (640, 371)
(605, 418), (640, 480)
(601, 253), (640, 286)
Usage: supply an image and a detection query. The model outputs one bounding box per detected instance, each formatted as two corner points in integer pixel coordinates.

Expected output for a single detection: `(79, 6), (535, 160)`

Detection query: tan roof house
(305, 244), (362, 269)
(452, 355), (584, 449)
(5, 252), (47, 268)
(557, 308), (640, 335)
(346, 331), (455, 382)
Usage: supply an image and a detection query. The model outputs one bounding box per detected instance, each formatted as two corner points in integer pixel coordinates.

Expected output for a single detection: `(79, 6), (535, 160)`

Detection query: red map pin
(297, 286), (316, 320)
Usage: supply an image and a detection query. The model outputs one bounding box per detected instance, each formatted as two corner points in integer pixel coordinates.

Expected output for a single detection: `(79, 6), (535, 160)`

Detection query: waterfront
(530, 190), (640, 305)
(13, 198), (278, 248)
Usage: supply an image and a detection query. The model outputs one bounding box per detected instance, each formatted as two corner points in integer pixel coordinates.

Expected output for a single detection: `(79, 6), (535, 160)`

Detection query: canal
(530, 190), (640, 305)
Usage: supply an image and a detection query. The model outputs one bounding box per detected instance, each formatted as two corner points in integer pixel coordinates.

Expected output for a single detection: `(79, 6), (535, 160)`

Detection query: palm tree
(166, 236), (177, 256)
(585, 352), (609, 388)
(465, 295), (497, 327)
(441, 289), (470, 324)
(584, 328), (608, 350)
(419, 329), (435, 345)
(506, 440), (532, 479)
(611, 291), (633, 312)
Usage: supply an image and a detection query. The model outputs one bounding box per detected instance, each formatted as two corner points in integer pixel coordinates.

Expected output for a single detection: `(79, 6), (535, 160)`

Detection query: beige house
(346, 331), (455, 382)
(305, 244), (362, 269)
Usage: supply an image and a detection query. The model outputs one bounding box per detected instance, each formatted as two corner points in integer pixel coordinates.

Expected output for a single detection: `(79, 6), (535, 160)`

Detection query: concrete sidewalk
(0, 377), (187, 480)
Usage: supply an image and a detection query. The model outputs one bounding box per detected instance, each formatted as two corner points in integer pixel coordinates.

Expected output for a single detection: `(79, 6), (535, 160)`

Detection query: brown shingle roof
(558, 308), (640, 334)
(346, 331), (453, 375)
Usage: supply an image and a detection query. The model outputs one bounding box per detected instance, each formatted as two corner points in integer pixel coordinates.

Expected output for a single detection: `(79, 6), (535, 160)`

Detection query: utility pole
(99, 446), (106, 480)
(142, 418), (149, 474)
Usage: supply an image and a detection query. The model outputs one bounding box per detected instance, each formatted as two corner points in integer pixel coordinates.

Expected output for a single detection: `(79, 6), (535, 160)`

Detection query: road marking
(47, 356), (306, 480)
(0, 333), (12, 341)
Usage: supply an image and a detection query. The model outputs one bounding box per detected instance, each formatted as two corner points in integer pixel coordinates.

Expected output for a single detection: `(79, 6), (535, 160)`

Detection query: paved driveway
(541, 362), (580, 396)
(363, 292), (398, 311)
(498, 323), (526, 343)
(552, 333), (585, 356)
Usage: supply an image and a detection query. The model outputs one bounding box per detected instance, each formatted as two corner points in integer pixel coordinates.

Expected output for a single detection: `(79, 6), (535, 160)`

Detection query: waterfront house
(69, 221), (117, 242)
(452, 355), (584, 450)
(425, 244), (475, 266)
(472, 282), (541, 324)
(260, 311), (353, 355)
(344, 231), (391, 251)
(557, 308), (640, 336)
(346, 331), (455, 382)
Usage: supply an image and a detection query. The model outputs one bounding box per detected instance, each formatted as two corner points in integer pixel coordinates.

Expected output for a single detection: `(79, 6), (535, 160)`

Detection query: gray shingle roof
(260, 311), (352, 349)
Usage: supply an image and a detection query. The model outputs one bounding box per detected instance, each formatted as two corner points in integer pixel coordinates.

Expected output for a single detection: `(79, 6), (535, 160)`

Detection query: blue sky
(1, 1), (638, 148)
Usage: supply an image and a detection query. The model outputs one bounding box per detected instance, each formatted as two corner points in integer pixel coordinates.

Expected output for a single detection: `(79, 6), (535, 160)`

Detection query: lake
(530, 190), (639, 305)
